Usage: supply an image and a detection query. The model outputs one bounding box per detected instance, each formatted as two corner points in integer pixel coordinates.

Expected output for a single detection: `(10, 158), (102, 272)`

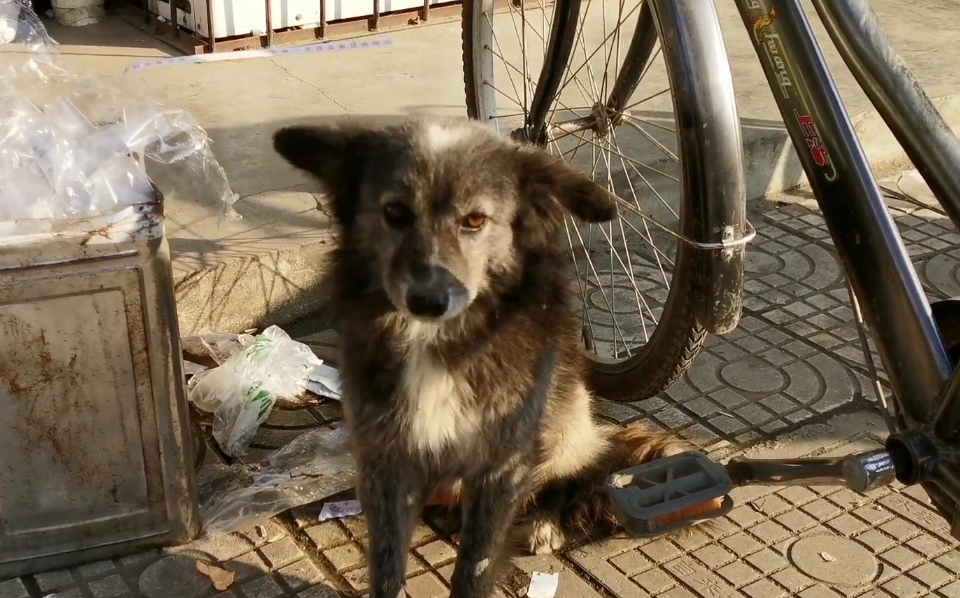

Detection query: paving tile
(304, 522), (351, 548)
(908, 561), (954, 591)
(881, 574), (927, 598)
(76, 560), (117, 579)
(632, 568), (676, 594)
(691, 543), (737, 568)
(86, 574), (132, 598)
(669, 528), (715, 553)
(241, 574), (287, 598)
(322, 543), (365, 571)
(341, 567), (369, 594)
(0, 579), (28, 598)
(744, 548), (789, 575)
(276, 559), (324, 591)
(415, 540), (457, 567)
(663, 557), (738, 598)
(567, 548), (643, 598)
(404, 573), (449, 598)
(607, 550), (652, 577)
(716, 559), (761, 587)
(638, 540), (682, 564)
(878, 545), (924, 571)
(939, 580), (960, 598)
(854, 529), (897, 554)
(34, 568), (76, 593)
(260, 537), (306, 570)
(742, 578), (789, 598)
(295, 586), (342, 598)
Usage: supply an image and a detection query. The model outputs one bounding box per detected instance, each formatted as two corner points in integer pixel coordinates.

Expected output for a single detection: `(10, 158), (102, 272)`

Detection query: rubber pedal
(604, 451), (734, 538)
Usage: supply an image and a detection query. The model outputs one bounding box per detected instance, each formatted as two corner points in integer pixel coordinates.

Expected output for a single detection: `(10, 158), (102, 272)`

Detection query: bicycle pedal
(604, 451), (734, 538)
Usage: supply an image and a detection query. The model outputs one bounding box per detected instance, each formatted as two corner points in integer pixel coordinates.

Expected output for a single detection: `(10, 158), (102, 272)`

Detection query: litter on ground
(319, 499), (363, 522)
(526, 571), (560, 598)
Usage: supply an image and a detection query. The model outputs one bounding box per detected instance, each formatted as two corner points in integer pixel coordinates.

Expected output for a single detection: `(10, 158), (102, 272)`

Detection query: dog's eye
(461, 212), (488, 232)
(383, 202), (415, 228)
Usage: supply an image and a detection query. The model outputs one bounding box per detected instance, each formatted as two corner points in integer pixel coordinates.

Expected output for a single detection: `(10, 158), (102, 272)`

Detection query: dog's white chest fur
(400, 340), (480, 456)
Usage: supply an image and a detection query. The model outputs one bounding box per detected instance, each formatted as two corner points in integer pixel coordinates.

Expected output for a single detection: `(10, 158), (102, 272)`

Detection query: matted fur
(273, 118), (698, 598)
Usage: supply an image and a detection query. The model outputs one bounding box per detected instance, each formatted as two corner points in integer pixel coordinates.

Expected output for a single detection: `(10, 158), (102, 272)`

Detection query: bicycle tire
(462, 0), (738, 401)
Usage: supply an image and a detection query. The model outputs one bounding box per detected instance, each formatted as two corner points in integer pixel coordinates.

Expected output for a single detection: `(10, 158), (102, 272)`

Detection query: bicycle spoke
(621, 117), (679, 162)
(557, 1), (643, 101)
(504, 1), (535, 110)
(489, 47), (542, 107)
(622, 112), (676, 134)
(490, 112), (529, 119)
(487, 14), (527, 111)
(558, 137), (665, 351)
(562, 128), (680, 182)
(622, 86), (670, 112)
(608, 125), (674, 286)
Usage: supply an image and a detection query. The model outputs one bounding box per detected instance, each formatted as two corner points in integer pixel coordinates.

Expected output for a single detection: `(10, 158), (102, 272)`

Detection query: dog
(273, 118), (718, 598)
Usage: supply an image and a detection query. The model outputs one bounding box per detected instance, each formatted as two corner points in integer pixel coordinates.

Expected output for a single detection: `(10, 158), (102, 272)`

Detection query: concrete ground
(5, 2), (960, 597)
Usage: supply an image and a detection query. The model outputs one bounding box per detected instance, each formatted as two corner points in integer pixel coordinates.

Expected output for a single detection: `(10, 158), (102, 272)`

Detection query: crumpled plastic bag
(182, 331), (256, 367)
(189, 326), (324, 457)
(0, 0), (239, 234)
(198, 424), (356, 533)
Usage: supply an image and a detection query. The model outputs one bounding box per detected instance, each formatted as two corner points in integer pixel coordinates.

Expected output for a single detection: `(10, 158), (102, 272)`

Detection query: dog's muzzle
(405, 265), (468, 319)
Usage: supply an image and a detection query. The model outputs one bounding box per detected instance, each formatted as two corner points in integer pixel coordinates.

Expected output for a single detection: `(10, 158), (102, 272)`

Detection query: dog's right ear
(512, 146), (618, 249)
(273, 124), (377, 227)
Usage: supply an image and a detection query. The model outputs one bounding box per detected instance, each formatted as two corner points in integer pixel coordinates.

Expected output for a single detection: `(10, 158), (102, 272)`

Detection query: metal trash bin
(0, 202), (200, 578)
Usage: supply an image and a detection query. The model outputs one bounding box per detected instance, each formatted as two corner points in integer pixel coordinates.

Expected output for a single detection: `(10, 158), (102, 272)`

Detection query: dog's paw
(523, 519), (566, 555)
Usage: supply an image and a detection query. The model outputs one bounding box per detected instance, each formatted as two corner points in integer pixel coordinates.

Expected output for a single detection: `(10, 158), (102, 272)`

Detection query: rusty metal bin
(0, 203), (200, 578)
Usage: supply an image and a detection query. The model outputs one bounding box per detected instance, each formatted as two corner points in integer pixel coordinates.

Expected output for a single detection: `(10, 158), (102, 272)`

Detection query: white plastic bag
(0, 0), (240, 234)
(189, 326), (324, 457)
(198, 424), (355, 533)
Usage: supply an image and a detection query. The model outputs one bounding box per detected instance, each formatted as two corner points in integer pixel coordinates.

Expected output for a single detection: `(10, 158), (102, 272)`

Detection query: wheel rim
(469, 0), (687, 368)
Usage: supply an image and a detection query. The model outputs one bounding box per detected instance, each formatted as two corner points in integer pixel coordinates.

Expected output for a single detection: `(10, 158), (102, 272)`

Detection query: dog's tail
(562, 425), (725, 538)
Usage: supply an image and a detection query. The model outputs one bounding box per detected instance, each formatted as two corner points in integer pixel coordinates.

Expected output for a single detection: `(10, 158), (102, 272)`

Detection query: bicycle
(460, 0), (960, 537)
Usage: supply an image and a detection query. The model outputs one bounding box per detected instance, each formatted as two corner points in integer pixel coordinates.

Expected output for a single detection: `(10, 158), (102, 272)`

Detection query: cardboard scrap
(196, 560), (236, 591)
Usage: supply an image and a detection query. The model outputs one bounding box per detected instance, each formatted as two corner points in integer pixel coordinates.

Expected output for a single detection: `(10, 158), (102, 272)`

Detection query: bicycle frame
(731, 0), (960, 532)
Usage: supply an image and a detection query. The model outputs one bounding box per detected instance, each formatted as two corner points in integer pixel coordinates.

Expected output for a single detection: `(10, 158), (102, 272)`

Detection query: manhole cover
(788, 534), (878, 586)
(719, 359), (786, 393)
(139, 555), (214, 598)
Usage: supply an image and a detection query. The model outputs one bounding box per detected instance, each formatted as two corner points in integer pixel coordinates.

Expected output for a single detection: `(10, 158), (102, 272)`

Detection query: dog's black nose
(406, 266), (463, 318)
(407, 288), (449, 318)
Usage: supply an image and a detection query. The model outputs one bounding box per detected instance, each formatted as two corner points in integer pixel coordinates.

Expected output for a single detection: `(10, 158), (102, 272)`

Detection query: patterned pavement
(5, 182), (960, 598)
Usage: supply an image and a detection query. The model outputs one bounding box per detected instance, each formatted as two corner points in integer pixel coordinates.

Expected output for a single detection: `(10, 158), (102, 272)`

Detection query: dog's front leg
(450, 465), (529, 598)
(357, 459), (424, 598)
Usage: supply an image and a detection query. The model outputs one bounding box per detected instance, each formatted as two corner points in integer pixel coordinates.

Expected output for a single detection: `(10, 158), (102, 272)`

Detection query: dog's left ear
(514, 147), (618, 247)
(273, 124), (379, 227)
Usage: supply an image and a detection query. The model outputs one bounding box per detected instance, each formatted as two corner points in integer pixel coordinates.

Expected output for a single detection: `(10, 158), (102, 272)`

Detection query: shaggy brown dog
(273, 118), (717, 598)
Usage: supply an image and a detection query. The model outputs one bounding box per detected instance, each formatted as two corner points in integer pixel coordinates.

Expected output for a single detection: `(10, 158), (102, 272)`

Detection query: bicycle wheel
(462, 0), (740, 400)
